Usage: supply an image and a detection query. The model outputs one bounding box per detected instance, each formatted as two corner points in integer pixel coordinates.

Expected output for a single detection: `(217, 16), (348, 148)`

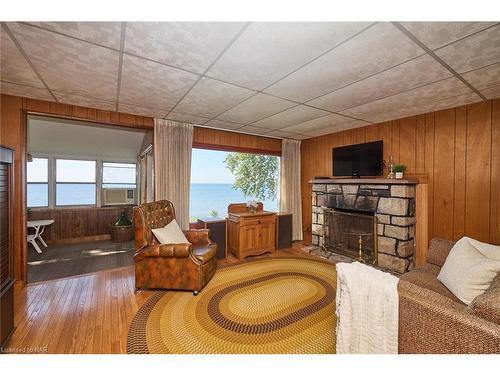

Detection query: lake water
(27, 183), (279, 219)
(190, 183), (278, 219)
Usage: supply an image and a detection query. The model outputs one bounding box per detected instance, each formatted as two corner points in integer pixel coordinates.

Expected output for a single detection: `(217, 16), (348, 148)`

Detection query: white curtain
(154, 119), (193, 229)
(280, 139), (303, 241)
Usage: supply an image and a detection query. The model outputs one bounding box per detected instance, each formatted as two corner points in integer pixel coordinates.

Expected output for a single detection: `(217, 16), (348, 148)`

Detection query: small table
(27, 219), (54, 253)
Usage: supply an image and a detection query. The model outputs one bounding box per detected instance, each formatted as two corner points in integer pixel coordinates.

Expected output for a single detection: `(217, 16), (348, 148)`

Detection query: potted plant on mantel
(393, 164), (407, 179)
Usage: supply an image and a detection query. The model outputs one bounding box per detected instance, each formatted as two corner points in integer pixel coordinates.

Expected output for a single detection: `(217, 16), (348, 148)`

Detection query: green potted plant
(393, 164), (407, 179)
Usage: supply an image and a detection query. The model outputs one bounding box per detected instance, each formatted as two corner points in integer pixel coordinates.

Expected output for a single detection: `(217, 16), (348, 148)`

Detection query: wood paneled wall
(0, 95), (154, 282)
(301, 99), (500, 247)
(28, 206), (134, 244)
(193, 126), (282, 155)
(0, 94), (282, 282)
(1, 95), (27, 282)
(22, 98), (154, 130)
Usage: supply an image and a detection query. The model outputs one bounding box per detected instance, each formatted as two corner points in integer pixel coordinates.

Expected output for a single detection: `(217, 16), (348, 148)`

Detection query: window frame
(28, 153), (139, 210)
(55, 157), (98, 207)
(27, 157), (49, 208)
(101, 161), (138, 190)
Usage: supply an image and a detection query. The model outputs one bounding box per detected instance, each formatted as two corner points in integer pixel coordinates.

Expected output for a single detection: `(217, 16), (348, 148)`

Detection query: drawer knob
(258, 220), (261, 224)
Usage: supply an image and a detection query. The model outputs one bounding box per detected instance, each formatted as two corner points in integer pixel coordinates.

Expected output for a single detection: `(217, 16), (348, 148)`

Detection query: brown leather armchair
(133, 200), (217, 294)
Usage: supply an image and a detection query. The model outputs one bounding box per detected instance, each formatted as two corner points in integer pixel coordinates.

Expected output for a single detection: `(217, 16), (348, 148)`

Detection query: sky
(190, 149), (235, 184)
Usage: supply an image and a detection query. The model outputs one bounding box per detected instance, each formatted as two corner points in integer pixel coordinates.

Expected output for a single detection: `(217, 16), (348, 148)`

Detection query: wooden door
(258, 222), (275, 252)
(241, 225), (259, 254)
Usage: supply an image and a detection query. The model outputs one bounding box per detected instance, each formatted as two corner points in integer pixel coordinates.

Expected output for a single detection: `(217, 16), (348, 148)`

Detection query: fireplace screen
(323, 209), (377, 264)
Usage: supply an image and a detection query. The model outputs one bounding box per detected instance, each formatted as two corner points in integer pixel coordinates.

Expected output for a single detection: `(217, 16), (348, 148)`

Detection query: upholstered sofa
(398, 238), (500, 353)
(133, 200), (217, 294)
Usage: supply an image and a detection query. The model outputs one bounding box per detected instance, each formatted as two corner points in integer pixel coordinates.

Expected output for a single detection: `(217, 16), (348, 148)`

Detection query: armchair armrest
(135, 243), (192, 262)
(183, 229), (212, 245)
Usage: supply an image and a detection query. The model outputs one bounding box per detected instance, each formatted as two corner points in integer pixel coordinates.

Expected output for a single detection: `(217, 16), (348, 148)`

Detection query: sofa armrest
(398, 280), (500, 353)
(183, 229), (211, 246)
(134, 243), (192, 262)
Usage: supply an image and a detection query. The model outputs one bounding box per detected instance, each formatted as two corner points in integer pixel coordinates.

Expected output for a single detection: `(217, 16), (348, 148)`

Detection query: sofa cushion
(400, 264), (463, 304)
(437, 237), (500, 305)
(151, 219), (189, 244)
(467, 274), (500, 325)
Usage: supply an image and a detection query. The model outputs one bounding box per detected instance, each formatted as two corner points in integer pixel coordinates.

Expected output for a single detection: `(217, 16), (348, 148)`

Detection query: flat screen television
(332, 141), (383, 177)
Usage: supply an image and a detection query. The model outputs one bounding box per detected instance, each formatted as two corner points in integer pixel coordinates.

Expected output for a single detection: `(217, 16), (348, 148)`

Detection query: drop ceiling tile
(25, 22), (123, 49)
(124, 22), (245, 74)
(203, 119), (244, 130)
(435, 24), (500, 73)
(341, 77), (481, 123)
(173, 77), (255, 118)
(265, 130), (295, 138)
(236, 125), (272, 136)
(308, 55), (452, 112)
(461, 62), (500, 90)
(250, 105), (330, 130)
(119, 54), (199, 112)
(401, 22), (497, 50)
(281, 113), (368, 135)
(307, 120), (366, 137)
(217, 93), (296, 124)
(264, 22), (424, 102)
(118, 103), (168, 118)
(166, 112), (210, 125)
(207, 22), (371, 90)
(289, 134), (310, 140)
(0, 81), (53, 101)
(53, 91), (116, 111)
(480, 84), (500, 99)
(1, 27), (46, 88)
(7, 22), (119, 100)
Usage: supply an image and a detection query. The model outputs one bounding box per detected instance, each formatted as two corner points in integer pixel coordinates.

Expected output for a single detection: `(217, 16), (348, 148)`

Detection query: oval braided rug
(127, 257), (337, 354)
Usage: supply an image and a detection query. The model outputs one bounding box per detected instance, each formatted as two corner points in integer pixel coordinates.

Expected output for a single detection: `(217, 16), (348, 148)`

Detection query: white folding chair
(27, 233), (43, 253)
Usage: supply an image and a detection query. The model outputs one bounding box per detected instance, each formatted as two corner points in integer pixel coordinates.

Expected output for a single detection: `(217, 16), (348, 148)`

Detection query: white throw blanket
(335, 262), (399, 354)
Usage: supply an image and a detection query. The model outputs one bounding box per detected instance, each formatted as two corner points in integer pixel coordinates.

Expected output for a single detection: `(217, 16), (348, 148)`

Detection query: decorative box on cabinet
(197, 218), (226, 259)
(0, 146), (15, 349)
(227, 203), (276, 260)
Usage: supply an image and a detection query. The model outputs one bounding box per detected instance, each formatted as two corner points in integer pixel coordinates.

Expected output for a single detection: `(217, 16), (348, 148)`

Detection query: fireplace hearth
(310, 178), (418, 274)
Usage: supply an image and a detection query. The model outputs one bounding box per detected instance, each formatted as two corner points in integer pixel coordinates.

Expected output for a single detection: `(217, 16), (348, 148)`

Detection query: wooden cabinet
(0, 146), (15, 348)
(227, 204), (276, 260)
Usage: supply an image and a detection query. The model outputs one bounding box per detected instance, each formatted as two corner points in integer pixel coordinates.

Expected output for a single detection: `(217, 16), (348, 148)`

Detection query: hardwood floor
(27, 240), (134, 283)
(6, 244), (318, 354)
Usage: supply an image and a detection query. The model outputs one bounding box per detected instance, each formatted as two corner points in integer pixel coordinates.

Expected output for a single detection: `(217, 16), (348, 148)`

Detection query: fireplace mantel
(309, 178), (419, 185)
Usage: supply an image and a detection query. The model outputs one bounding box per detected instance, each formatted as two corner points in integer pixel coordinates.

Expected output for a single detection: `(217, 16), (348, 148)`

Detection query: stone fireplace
(311, 178), (417, 273)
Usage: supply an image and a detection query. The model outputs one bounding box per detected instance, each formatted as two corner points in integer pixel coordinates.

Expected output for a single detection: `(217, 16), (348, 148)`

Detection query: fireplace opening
(323, 208), (377, 264)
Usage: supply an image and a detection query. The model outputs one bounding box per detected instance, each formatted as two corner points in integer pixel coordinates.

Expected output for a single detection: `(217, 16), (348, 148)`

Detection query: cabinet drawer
(240, 216), (274, 227)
